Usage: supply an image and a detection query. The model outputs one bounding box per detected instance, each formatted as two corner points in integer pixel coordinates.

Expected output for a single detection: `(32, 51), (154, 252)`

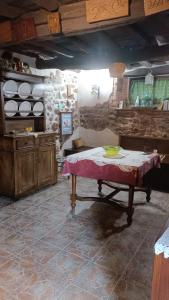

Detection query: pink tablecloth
(62, 147), (160, 186)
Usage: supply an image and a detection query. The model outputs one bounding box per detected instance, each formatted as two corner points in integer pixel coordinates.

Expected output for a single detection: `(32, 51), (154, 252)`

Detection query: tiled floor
(0, 176), (169, 300)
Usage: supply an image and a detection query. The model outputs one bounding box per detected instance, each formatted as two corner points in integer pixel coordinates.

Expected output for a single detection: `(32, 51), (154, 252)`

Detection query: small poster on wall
(60, 112), (73, 135)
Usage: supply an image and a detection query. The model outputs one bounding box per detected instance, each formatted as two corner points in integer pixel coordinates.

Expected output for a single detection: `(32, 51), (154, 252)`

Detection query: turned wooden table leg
(127, 185), (134, 226)
(146, 187), (151, 202)
(97, 179), (102, 195)
(71, 174), (77, 215)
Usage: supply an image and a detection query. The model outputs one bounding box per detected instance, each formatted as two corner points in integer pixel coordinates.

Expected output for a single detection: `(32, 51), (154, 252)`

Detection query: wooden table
(63, 147), (160, 225)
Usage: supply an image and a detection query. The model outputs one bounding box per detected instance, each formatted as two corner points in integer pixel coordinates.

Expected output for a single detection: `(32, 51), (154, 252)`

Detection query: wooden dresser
(0, 70), (58, 198)
(0, 133), (57, 198)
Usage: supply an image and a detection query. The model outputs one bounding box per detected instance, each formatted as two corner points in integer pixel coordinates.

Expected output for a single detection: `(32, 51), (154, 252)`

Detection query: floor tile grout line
(108, 227), (152, 298)
(56, 282), (100, 300)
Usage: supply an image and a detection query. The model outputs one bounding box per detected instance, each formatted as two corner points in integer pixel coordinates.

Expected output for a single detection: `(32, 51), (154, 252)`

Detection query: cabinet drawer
(16, 138), (34, 149)
(39, 135), (56, 145)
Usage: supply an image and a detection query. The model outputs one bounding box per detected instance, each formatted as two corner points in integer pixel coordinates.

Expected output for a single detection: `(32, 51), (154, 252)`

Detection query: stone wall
(80, 106), (169, 139)
(110, 78), (129, 108)
(31, 68), (80, 151)
(44, 69), (79, 133)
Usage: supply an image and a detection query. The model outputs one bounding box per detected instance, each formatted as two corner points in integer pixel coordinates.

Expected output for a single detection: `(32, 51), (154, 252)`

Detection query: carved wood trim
(144, 0), (169, 16)
(86, 0), (129, 23)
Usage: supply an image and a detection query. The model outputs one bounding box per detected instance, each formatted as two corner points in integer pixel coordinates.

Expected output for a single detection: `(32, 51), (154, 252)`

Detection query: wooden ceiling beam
(0, 3), (25, 18)
(26, 40), (74, 58)
(66, 36), (94, 54)
(40, 40), (75, 57)
(6, 43), (58, 59)
(60, 0), (145, 36)
(36, 43), (169, 70)
(95, 31), (123, 55)
(128, 24), (151, 45)
(125, 44), (169, 64)
(31, 0), (60, 12)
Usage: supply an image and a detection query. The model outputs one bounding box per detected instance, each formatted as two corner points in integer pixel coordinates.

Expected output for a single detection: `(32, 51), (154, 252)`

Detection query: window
(129, 77), (169, 105)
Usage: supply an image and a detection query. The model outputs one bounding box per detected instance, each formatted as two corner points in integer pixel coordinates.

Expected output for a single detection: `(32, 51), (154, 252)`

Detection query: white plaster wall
(62, 127), (80, 152)
(77, 69), (118, 146)
(78, 69), (113, 107)
(79, 127), (119, 147)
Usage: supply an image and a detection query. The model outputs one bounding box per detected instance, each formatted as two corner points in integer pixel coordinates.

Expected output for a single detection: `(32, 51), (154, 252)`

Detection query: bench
(120, 135), (169, 192)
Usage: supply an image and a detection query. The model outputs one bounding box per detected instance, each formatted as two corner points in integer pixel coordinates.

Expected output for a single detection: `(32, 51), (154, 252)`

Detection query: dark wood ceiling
(1, 0), (169, 71)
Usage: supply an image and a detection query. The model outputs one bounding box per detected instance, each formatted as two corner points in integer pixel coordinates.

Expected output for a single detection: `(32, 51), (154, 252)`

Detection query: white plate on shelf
(32, 85), (44, 100)
(18, 82), (32, 99)
(19, 101), (31, 116)
(33, 102), (44, 116)
(3, 80), (18, 98)
(4, 100), (18, 117)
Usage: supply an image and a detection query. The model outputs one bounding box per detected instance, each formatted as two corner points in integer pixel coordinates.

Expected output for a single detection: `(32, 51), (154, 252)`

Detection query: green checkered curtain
(130, 78), (169, 105)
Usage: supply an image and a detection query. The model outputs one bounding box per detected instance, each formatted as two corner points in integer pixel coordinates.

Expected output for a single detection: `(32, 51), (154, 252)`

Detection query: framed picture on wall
(60, 112), (73, 135)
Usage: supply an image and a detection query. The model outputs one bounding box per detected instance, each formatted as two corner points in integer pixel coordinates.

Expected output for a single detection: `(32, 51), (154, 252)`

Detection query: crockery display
(4, 100), (18, 117)
(3, 80), (18, 98)
(33, 101), (44, 116)
(32, 85), (44, 100)
(18, 82), (31, 99)
(19, 101), (31, 116)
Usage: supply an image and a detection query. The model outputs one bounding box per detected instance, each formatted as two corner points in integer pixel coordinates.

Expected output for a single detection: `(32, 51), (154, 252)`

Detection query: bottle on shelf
(135, 96), (140, 107)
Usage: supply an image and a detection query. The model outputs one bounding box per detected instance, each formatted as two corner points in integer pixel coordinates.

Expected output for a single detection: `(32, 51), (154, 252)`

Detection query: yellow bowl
(103, 146), (120, 156)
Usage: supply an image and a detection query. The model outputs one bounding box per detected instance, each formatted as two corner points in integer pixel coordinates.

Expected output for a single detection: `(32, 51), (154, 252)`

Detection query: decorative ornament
(109, 62), (126, 78)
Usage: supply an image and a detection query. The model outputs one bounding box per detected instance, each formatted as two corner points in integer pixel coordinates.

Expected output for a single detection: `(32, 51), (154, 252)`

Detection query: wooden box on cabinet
(0, 133), (57, 199)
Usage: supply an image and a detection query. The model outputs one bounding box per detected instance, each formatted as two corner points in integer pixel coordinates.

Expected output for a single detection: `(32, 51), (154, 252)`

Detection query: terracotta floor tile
(18, 221), (53, 241)
(73, 262), (116, 299)
(40, 226), (82, 250)
(0, 286), (17, 300)
(19, 240), (61, 265)
(0, 233), (32, 255)
(64, 232), (106, 260)
(0, 176), (168, 300)
(46, 251), (88, 281)
(17, 280), (57, 300)
(2, 214), (35, 231)
(0, 249), (13, 268)
(0, 259), (41, 294)
(92, 226), (148, 274)
(58, 285), (99, 300)
(113, 279), (150, 300)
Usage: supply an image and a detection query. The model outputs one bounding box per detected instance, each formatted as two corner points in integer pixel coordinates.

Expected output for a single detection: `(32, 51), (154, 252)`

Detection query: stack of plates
(19, 101), (31, 116)
(3, 80), (18, 98)
(18, 82), (31, 99)
(33, 102), (44, 116)
(32, 85), (44, 100)
(4, 100), (18, 117)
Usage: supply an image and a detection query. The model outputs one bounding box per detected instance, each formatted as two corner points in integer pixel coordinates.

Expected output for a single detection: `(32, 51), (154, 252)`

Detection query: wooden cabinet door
(15, 150), (37, 196)
(38, 145), (57, 188)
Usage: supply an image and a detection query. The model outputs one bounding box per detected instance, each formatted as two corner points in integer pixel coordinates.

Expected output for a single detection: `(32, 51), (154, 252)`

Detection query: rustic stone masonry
(80, 105), (169, 138)
(44, 69), (79, 133)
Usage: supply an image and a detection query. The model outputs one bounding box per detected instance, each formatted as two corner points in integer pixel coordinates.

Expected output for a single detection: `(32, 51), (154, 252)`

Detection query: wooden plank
(0, 3), (24, 18)
(22, 9), (49, 25)
(86, 0), (129, 23)
(12, 17), (37, 42)
(36, 24), (50, 37)
(0, 21), (12, 43)
(48, 12), (61, 33)
(152, 253), (169, 300)
(60, 0), (144, 36)
(144, 0), (169, 16)
(32, 0), (60, 11)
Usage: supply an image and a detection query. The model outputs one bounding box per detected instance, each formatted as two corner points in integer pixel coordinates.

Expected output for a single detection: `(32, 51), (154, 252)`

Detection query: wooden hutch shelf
(0, 70), (58, 199)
